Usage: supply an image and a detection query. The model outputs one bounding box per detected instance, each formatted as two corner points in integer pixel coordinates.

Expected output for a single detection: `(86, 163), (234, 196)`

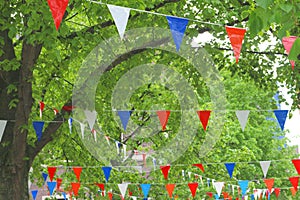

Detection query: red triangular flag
(160, 165), (171, 179)
(96, 183), (105, 196)
(108, 191), (113, 200)
(225, 26), (246, 63)
(274, 188), (280, 198)
(223, 192), (229, 199)
(290, 187), (297, 196)
(53, 108), (59, 115)
(197, 110), (211, 131)
(157, 110), (171, 130)
(289, 176), (299, 191)
(282, 36), (298, 70)
(47, 0), (69, 30)
(206, 192), (213, 198)
(56, 178), (62, 190)
(47, 166), (57, 182)
(188, 182), (198, 198)
(292, 159), (300, 174)
(39, 101), (45, 118)
(263, 178), (274, 192)
(73, 167), (82, 182)
(166, 184), (176, 198)
(193, 163), (205, 173)
(71, 182), (80, 196)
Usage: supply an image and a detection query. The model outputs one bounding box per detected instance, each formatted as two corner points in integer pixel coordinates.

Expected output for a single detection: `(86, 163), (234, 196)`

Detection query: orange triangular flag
(290, 187), (297, 196)
(71, 182), (80, 196)
(192, 163), (205, 173)
(166, 184), (176, 198)
(222, 192), (229, 199)
(264, 178), (274, 192)
(289, 176), (299, 191)
(47, 166), (57, 182)
(108, 191), (113, 200)
(160, 165), (171, 179)
(274, 188), (280, 198)
(157, 110), (171, 130)
(292, 159), (300, 174)
(188, 182), (198, 198)
(197, 110), (211, 131)
(225, 26), (246, 63)
(73, 167), (82, 182)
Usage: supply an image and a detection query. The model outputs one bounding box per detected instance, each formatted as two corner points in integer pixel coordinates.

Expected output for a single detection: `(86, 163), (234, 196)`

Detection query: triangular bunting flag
(289, 176), (299, 191)
(62, 192), (67, 200)
(282, 36), (298, 69)
(102, 166), (112, 182)
(225, 163), (235, 178)
(42, 172), (48, 183)
(157, 110), (171, 131)
(238, 180), (249, 196)
(117, 110), (132, 131)
(71, 182), (80, 196)
(39, 101), (45, 118)
(166, 16), (189, 51)
(213, 182), (224, 197)
(188, 182), (198, 198)
(0, 120), (7, 142)
(264, 178), (274, 192)
(96, 183), (105, 192)
(192, 163), (205, 173)
(47, 0), (69, 30)
(222, 192), (229, 199)
(47, 166), (57, 182)
(235, 110), (250, 131)
(118, 183), (129, 199)
(47, 181), (56, 195)
(260, 161), (271, 178)
(140, 184), (151, 198)
(197, 110), (211, 131)
(31, 190), (38, 200)
(206, 192), (213, 198)
(73, 167), (82, 182)
(214, 194), (219, 199)
(160, 165), (171, 180)
(84, 110), (97, 131)
(68, 117), (73, 133)
(53, 108), (59, 115)
(273, 110), (288, 131)
(108, 191), (113, 200)
(33, 121), (44, 141)
(80, 122), (85, 138)
(56, 178), (62, 190)
(274, 188), (280, 198)
(292, 159), (300, 174)
(225, 26), (246, 63)
(131, 196), (137, 200)
(290, 187), (297, 196)
(107, 4), (130, 39)
(165, 184), (176, 198)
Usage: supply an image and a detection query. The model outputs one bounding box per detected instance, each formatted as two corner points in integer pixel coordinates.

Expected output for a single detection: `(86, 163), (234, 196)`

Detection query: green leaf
(248, 12), (263, 37)
(279, 3), (293, 13)
(256, 0), (273, 9)
(288, 38), (300, 61)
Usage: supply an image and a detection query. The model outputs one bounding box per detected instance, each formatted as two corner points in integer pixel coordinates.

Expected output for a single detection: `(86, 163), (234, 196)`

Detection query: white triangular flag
(131, 196), (137, 200)
(80, 122), (85, 138)
(116, 141), (120, 154)
(188, 171), (192, 179)
(84, 110), (97, 130)
(0, 120), (7, 142)
(118, 183), (129, 198)
(123, 144), (127, 158)
(213, 182), (224, 197)
(235, 110), (250, 131)
(259, 161), (271, 178)
(257, 189), (262, 199)
(107, 4), (130, 39)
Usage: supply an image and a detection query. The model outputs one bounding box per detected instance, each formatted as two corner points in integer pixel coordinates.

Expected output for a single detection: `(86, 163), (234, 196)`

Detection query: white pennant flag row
(235, 110), (250, 131)
(0, 120), (7, 142)
(118, 183), (129, 199)
(107, 4), (131, 39)
(259, 161), (271, 178)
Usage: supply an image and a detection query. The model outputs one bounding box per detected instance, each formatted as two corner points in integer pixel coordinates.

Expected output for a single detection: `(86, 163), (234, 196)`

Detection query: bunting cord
(87, 0), (224, 27)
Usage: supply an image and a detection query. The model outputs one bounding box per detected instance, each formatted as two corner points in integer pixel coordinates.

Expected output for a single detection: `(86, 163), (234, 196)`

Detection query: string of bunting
(29, 159), (300, 200)
(46, 0), (298, 68)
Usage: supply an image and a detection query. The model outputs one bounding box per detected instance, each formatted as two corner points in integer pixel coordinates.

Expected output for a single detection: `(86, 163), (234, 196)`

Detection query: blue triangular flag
(214, 193), (219, 199)
(166, 16), (189, 51)
(62, 192), (67, 200)
(207, 178), (210, 187)
(33, 121), (44, 141)
(42, 172), (48, 183)
(140, 184), (151, 198)
(225, 163), (235, 178)
(273, 110), (288, 131)
(68, 117), (73, 133)
(47, 181), (56, 195)
(238, 180), (249, 196)
(31, 190), (38, 200)
(102, 166), (112, 182)
(251, 194), (255, 200)
(117, 110), (132, 131)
